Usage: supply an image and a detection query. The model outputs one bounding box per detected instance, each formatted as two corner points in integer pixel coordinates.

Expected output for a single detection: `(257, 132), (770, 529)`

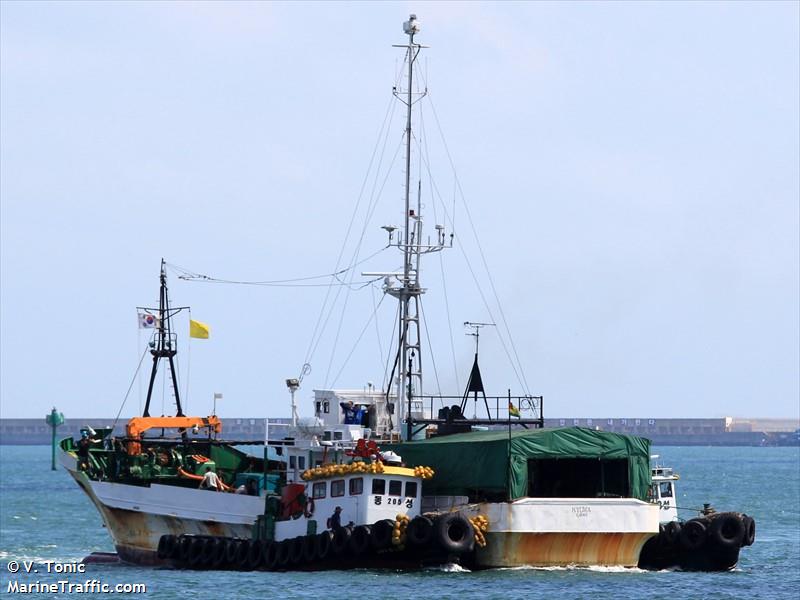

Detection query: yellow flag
(508, 401), (521, 418)
(189, 319), (210, 339)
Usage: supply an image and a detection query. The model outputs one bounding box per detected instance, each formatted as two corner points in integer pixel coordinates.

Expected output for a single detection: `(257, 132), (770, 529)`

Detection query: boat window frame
(371, 478), (386, 495)
(405, 481), (418, 498)
(349, 477), (363, 496)
(388, 480), (402, 496)
(331, 479), (345, 498)
(312, 481), (327, 499)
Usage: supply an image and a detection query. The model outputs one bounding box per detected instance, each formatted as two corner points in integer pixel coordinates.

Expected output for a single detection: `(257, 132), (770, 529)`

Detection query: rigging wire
(166, 249), (389, 288)
(418, 103), (460, 391)
(322, 131), (406, 386)
(370, 283), (385, 371)
(305, 96), (399, 378)
(418, 297), (443, 397)
(428, 94), (532, 396)
(382, 300), (401, 390)
(329, 291), (387, 388)
(416, 98), (531, 395)
(112, 345), (151, 431)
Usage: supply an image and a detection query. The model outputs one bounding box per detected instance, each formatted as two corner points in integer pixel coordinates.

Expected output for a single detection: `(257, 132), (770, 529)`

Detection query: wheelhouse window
(371, 478), (385, 495)
(331, 479), (345, 498)
(298, 456), (306, 470)
(388, 480), (402, 496)
(659, 482), (673, 498)
(289, 456), (296, 469)
(349, 477), (363, 495)
(405, 481), (418, 498)
(312, 481), (327, 499)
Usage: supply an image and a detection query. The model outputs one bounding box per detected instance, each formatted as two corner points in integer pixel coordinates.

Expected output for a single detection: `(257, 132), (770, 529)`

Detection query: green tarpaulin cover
(386, 427), (651, 501)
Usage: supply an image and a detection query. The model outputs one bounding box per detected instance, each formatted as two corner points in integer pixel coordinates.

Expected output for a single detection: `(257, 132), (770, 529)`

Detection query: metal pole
(399, 29), (415, 439)
(51, 421), (56, 471)
(507, 389), (512, 501)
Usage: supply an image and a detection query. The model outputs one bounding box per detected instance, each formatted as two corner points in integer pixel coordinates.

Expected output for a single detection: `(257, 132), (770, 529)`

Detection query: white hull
(61, 452), (261, 564)
(460, 498), (659, 567)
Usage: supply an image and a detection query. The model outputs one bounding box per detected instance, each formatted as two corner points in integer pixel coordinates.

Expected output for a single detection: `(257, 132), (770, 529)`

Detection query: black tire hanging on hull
(742, 514), (756, 547)
(434, 514), (475, 555)
(349, 525), (372, 556)
(406, 516), (434, 547)
(680, 519), (708, 551)
(316, 531), (334, 561)
(331, 527), (352, 556)
(709, 514), (745, 549)
(370, 519), (395, 550)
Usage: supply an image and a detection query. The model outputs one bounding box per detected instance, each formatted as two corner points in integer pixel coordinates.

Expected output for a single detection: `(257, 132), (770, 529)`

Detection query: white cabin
(649, 456), (679, 523)
(274, 468), (423, 541)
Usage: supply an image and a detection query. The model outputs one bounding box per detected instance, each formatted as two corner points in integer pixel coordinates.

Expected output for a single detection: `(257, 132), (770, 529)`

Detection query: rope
(112, 346), (151, 431)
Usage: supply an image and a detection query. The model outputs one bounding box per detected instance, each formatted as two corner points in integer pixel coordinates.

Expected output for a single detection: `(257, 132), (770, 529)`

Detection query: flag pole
(507, 388), (512, 502)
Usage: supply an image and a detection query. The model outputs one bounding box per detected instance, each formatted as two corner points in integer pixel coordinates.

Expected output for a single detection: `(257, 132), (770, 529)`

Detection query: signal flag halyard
(508, 401), (521, 418)
(189, 319), (210, 339)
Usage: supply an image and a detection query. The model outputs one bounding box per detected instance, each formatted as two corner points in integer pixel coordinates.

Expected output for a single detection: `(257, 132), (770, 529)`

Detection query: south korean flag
(138, 312), (160, 329)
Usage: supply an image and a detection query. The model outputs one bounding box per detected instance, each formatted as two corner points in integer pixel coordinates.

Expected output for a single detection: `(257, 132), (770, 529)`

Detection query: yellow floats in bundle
(392, 513), (410, 549)
(300, 461), (385, 481)
(413, 466), (435, 479)
(469, 515), (490, 548)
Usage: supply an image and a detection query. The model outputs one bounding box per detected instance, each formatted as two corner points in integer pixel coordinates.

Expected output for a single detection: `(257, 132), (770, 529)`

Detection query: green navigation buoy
(45, 407), (65, 471)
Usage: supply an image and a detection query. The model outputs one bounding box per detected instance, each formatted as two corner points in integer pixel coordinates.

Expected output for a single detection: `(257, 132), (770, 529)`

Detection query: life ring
(406, 516), (434, 547)
(742, 515), (756, 546)
(315, 531), (334, 561)
(709, 514), (745, 549)
(434, 514), (475, 555)
(370, 519), (395, 550)
(304, 497), (315, 518)
(349, 525), (372, 556)
(680, 519), (708, 551)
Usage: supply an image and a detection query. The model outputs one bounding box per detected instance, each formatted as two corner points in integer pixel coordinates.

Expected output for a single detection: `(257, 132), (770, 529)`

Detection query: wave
(495, 564), (648, 573)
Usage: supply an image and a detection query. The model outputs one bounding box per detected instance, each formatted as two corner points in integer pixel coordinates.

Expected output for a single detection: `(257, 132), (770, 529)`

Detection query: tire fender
(680, 519), (708, 551)
(710, 514), (745, 549)
(434, 514), (475, 555)
(407, 516), (434, 547)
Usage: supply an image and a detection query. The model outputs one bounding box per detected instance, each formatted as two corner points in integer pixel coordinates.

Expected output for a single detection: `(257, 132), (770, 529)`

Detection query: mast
(142, 259), (184, 418)
(384, 15), (447, 439)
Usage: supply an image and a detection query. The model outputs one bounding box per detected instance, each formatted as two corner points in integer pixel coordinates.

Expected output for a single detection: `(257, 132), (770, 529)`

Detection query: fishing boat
(61, 14), (755, 572)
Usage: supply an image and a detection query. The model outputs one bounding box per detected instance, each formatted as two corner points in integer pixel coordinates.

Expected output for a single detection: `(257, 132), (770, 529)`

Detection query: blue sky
(1, 1), (798, 420)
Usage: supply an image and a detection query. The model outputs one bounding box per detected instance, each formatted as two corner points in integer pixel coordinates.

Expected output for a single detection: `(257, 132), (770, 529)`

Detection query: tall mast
(380, 15), (449, 439)
(142, 259), (184, 417)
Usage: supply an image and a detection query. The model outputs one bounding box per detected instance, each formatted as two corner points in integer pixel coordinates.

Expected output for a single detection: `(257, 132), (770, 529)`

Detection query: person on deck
(199, 466), (220, 491)
(340, 401), (364, 425)
(77, 431), (91, 472)
(328, 506), (343, 530)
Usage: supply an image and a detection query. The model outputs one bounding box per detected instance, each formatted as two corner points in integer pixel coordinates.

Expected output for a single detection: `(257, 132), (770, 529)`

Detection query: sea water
(1, 445), (798, 599)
